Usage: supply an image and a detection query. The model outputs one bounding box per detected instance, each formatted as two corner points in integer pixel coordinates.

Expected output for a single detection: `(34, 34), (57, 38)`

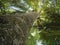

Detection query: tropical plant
(0, 0), (60, 45)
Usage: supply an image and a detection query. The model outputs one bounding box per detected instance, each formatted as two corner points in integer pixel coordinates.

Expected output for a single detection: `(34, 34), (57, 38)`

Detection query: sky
(36, 40), (42, 45)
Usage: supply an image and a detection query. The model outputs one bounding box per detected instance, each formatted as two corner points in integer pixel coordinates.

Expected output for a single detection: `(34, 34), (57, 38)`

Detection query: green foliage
(26, 0), (60, 45)
(0, 0), (29, 14)
(39, 0), (60, 30)
(0, 0), (40, 14)
(27, 27), (40, 45)
(1, 0), (60, 45)
(24, 0), (40, 11)
(27, 37), (36, 45)
(37, 0), (60, 45)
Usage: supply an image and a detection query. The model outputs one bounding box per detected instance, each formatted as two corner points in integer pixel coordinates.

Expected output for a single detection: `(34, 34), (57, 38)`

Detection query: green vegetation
(0, 0), (60, 45)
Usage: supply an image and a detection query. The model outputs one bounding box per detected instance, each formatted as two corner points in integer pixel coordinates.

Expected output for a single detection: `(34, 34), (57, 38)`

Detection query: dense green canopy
(0, 0), (60, 45)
